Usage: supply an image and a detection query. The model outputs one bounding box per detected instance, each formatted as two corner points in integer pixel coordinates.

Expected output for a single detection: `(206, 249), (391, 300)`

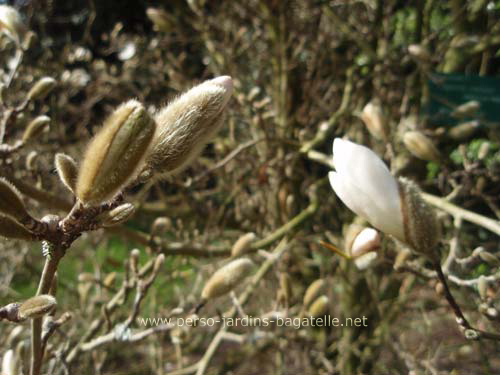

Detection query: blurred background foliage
(0, 0), (499, 374)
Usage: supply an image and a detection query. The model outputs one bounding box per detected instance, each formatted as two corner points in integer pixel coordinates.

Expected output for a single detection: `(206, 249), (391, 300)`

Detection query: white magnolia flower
(329, 138), (440, 258)
(328, 138), (405, 242)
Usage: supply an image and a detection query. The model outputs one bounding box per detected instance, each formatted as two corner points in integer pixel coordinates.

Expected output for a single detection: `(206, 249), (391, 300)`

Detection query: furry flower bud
(360, 101), (388, 141)
(231, 232), (257, 257)
(27, 77), (56, 101)
(18, 295), (56, 320)
(22, 115), (50, 143)
(303, 279), (325, 310)
(403, 131), (441, 162)
(145, 76), (233, 176)
(308, 295), (329, 318)
(201, 258), (254, 301)
(0, 5), (27, 46)
(55, 153), (78, 193)
(100, 203), (136, 227)
(398, 178), (440, 259)
(76, 100), (155, 205)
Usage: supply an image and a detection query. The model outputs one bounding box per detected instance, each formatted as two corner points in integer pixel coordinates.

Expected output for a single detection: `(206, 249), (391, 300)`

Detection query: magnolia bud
(448, 120), (480, 141)
(360, 101), (388, 141)
(479, 251), (500, 267)
(22, 115), (50, 142)
(403, 131), (441, 162)
(451, 101), (480, 119)
(103, 272), (116, 288)
(0, 5), (27, 45)
(350, 228), (380, 258)
(408, 44), (431, 63)
(303, 279), (325, 309)
(146, 76), (233, 176)
(100, 203), (136, 227)
(18, 295), (56, 320)
(55, 153), (78, 193)
(308, 295), (329, 318)
(231, 232), (257, 257)
(151, 217), (171, 235)
(354, 251), (378, 270)
(146, 8), (172, 32)
(201, 258), (254, 301)
(478, 275), (487, 300)
(76, 100), (156, 205)
(398, 178), (440, 259)
(27, 77), (56, 101)
(0, 178), (30, 222)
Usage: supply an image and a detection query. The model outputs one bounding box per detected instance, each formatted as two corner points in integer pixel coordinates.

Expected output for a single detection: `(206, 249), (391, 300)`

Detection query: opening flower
(328, 138), (405, 242)
(328, 138), (440, 258)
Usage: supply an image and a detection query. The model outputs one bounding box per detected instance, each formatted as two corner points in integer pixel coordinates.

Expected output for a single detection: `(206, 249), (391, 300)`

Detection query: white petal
(351, 228), (380, 257)
(328, 171), (370, 219)
(332, 138), (404, 239)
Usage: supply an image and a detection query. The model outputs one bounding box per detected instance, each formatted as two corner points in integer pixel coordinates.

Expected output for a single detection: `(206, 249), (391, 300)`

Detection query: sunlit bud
(18, 295), (56, 320)
(55, 153), (78, 193)
(100, 203), (136, 227)
(231, 232), (257, 257)
(1, 349), (15, 375)
(151, 217), (171, 235)
(354, 251), (378, 270)
(76, 100), (156, 205)
(26, 151), (38, 170)
(303, 279), (325, 309)
(145, 76), (233, 176)
(403, 131), (441, 162)
(308, 295), (329, 318)
(27, 77), (56, 101)
(479, 251), (500, 267)
(103, 272), (116, 288)
(360, 101), (388, 141)
(350, 227), (380, 258)
(448, 120), (480, 141)
(0, 177), (30, 222)
(22, 115), (50, 142)
(408, 44), (431, 63)
(0, 5), (27, 46)
(201, 258), (254, 301)
(146, 8), (172, 32)
(478, 275), (487, 300)
(451, 100), (480, 119)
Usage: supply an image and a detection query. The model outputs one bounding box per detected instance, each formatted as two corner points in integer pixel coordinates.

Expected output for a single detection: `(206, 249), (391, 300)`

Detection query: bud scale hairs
(76, 100), (155, 205)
